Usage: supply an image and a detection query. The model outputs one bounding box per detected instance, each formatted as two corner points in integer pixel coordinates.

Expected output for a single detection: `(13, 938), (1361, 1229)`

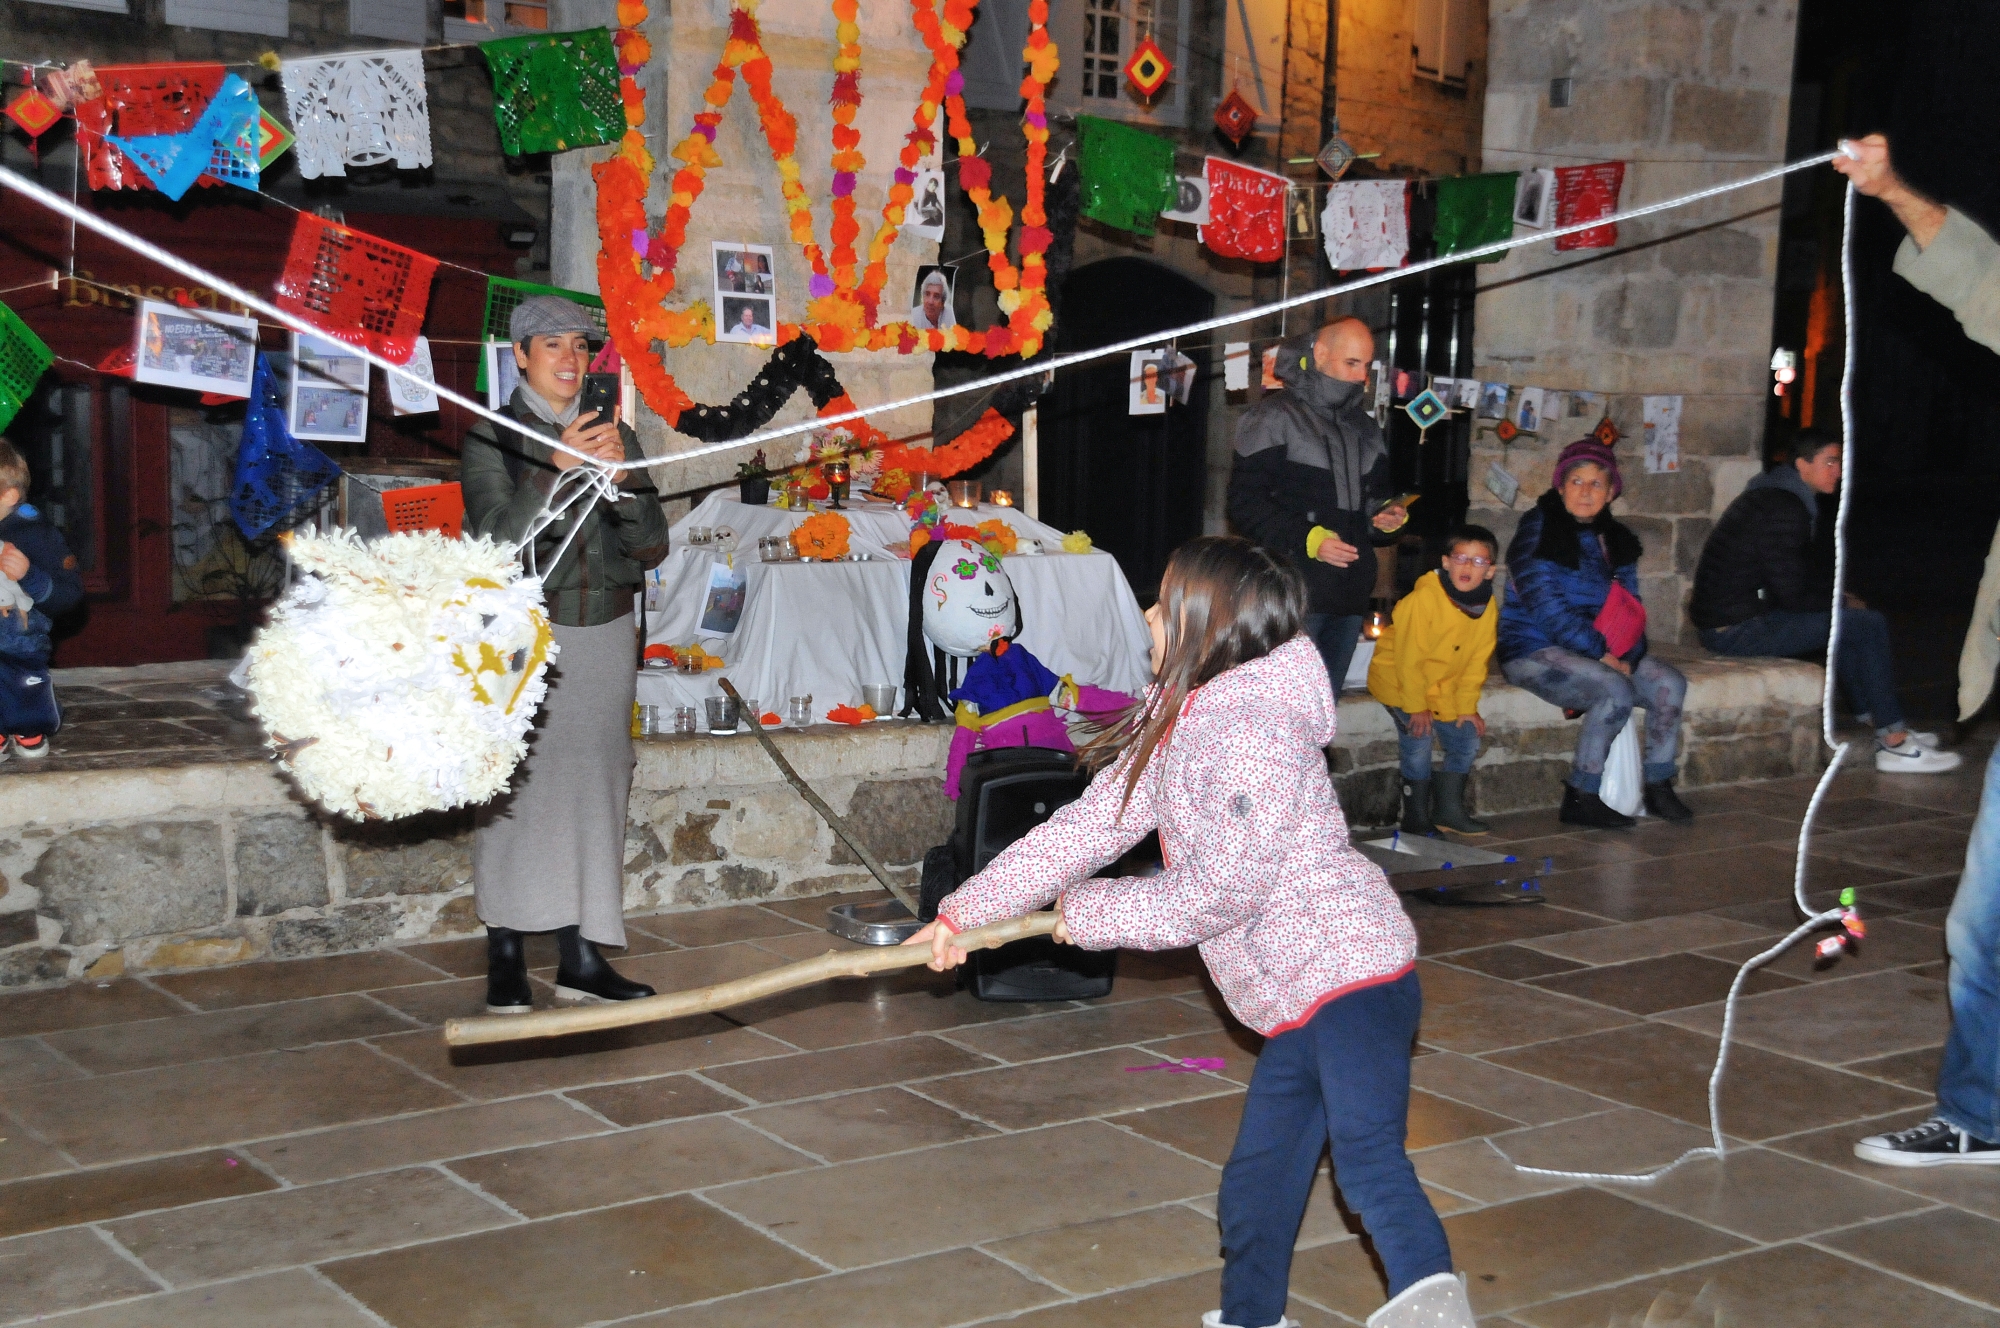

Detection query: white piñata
(246, 529), (557, 819)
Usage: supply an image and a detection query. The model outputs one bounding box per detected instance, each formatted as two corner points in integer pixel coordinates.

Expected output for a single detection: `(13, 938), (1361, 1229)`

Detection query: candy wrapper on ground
(245, 529), (556, 819)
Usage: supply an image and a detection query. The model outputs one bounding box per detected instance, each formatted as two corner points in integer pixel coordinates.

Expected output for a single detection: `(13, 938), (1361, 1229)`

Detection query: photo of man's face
(1142, 361), (1160, 402)
(922, 279), (946, 324)
(737, 306), (756, 330)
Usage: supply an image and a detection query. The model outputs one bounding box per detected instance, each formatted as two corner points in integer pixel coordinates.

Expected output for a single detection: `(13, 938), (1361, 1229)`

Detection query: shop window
(351, 0), (428, 42)
(163, 0), (290, 37)
(7, 379), (111, 595)
(23, 0), (127, 10)
(443, 0), (550, 42)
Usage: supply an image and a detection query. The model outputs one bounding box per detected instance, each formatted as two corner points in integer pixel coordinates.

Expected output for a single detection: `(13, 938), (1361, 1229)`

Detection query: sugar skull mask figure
(922, 538), (1019, 658)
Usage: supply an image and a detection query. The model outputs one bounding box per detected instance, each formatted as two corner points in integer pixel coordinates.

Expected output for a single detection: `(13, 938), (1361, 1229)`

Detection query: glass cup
(862, 683), (896, 714)
(947, 479), (982, 509)
(635, 704), (661, 736)
(703, 695), (740, 733)
(786, 695), (813, 726)
(738, 698), (760, 728)
(673, 705), (699, 734)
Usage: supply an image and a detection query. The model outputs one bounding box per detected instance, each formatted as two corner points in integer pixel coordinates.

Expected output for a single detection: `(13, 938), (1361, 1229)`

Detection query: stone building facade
(1470, 0), (1800, 640)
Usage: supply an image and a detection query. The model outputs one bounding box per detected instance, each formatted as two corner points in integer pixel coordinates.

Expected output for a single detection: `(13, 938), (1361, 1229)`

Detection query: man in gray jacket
(1835, 135), (2000, 1168)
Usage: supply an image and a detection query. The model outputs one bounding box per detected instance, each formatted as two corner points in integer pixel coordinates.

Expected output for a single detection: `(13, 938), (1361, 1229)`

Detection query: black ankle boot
(1400, 778), (1437, 835)
(1643, 779), (1695, 824)
(554, 926), (656, 1003)
(485, 926), (533, 1014)
(1559, 783), (1636, 829)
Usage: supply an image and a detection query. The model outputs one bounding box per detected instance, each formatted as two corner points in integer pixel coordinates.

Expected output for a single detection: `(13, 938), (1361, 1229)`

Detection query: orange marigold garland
(878, 407), (1013, 479)
(593, 0), (1061, 428)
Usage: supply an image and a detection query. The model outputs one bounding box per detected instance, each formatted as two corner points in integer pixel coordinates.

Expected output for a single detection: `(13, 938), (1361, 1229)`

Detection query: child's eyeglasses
(1447, 554), (1493, 568)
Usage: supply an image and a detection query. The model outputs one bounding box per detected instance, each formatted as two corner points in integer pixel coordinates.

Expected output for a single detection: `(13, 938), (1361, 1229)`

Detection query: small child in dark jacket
(0, 438), (83, 758)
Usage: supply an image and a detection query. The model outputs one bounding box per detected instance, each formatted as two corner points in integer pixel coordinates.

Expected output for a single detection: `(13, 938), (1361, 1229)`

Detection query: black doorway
(1039, 257), (1212, 601)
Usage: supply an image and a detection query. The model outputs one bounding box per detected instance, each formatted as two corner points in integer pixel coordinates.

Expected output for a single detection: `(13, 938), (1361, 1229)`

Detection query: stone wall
(1472, 0), (1799, 640)
(0, 721), (956, 990)
(0, 653), (1822, 990)
(1334, 0), (1490, 179)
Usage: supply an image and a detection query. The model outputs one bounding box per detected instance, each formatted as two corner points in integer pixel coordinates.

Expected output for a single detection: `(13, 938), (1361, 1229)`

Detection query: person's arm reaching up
(1837, 133), (2000, 353)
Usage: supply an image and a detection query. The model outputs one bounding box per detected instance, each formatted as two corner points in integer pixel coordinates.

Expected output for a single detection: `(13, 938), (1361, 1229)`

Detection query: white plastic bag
(1599, 715), (1645, 817)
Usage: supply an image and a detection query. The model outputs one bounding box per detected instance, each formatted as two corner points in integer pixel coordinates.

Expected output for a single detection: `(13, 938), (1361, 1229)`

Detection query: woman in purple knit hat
(1495, 439), (1694, 828)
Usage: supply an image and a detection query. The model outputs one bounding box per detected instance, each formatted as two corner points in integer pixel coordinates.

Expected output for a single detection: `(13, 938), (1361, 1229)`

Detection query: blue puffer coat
(1497, 489), (1647, 665)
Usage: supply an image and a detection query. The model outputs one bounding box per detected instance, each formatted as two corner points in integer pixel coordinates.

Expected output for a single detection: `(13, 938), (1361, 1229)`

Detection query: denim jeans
(1218, 970), (1451, 1327)
(1501, 647), (1686, 791)
(1700, 608), (1904, 736)
(1386, 705), (1481, 779)
(1303, 613), (1364, 695)
(1939, 742), (2000, 1142)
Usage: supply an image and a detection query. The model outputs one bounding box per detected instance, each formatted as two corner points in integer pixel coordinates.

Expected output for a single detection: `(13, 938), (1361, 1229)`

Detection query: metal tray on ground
(1356, 834), (1514, 875)
(827, 899), (923, 946)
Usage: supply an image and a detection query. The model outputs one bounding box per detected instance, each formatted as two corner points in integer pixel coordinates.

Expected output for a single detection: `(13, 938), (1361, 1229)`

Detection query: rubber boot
(1399, 778), (1437, 836)
(554, 926), (656, 1003)
(1643, 779), (1695, 824)
(1365, 1273), (1476, 1328)
(1559, 783), (1636, 830)
(1432, 771), (1489, 834)
(485, 926), (533, 1015)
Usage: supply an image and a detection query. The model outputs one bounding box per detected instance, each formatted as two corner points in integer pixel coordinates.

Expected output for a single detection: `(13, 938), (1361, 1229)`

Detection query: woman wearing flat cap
(461, 295), (670, 1011)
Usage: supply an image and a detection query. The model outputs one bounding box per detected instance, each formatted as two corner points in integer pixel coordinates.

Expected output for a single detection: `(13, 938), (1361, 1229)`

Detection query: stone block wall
(0, 723), (955, 990)
(1329, 651), (1824, 823)
(0, 653), (1825, 990)
(1472, 0), (1799, 640)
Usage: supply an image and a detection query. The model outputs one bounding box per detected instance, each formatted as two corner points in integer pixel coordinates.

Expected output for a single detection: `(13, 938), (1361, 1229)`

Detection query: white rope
(1498, 179), (1863, 1185)
(0, 152), (1837, 479)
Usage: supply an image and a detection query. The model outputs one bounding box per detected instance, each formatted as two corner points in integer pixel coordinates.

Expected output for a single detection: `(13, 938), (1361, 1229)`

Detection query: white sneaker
(1875, 739), (1961, 775)
(1902, 729), (1943, 749)
(1367, 1273), (1476, 1328)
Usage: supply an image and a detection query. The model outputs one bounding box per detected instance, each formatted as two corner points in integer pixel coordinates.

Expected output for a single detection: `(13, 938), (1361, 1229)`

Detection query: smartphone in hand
(579, 373), (619, 426)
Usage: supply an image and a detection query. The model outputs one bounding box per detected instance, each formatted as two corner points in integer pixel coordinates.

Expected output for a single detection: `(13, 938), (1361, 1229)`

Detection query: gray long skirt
(473, 617), (637, 946)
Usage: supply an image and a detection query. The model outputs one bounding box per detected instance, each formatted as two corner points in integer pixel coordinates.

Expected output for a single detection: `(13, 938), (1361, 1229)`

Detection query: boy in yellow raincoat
(1368, 524), (1500, 835)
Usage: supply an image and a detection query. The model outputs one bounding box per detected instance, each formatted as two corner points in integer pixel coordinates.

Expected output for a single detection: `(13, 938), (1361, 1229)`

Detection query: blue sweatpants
(1217, 969), (1452, 1327)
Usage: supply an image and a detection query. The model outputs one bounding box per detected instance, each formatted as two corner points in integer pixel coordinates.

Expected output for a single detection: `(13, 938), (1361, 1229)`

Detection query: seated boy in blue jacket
(0, 438), (83, 758)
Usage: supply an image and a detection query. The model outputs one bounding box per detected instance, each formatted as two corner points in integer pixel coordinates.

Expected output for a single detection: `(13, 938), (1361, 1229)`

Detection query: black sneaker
(1642, 780), (1694, 824)
(1854, 1117), (2000, 1167)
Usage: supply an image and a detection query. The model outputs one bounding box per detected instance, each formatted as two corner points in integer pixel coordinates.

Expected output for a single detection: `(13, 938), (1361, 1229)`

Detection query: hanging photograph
(910, 265), (956, 331)
(1643, 394), (1683, 473)
(132, 300), (258, 398)
(719, 296), (777, 346)
(1223, 341), (1250, 391)
(288, 331), (370, 443)
(1478, 381), (1509, 419)
(1452, 378), (1483, 411)
(483, 340), (521, 409)
(1161, 173), (1210, 225)
(903, 169), (946, 241)
(1129, 349), (1169, 416)
(1164, 349), (1197, 405)
(1261, 346), (1281, 390)
(1514, 167), (1556, 228)
(1569, 389), (1603, 420)
(388, 335), (438, 416)
(712, 241), (775, 300)
(1515, 386), (1545, 434)
(1542, 391), (1570, 425)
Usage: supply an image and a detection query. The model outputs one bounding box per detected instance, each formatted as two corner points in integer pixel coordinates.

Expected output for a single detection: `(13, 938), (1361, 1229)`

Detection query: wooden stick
(718, 676), (921, 917)
(443, 912), (1056, 1046)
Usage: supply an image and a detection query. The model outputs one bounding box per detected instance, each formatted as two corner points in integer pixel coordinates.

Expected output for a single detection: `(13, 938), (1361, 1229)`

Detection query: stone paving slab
(0, 745), (1991, 1325)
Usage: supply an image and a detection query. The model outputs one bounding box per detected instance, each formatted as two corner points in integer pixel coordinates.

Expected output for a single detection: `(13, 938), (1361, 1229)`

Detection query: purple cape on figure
(942, 641), (1131, 798)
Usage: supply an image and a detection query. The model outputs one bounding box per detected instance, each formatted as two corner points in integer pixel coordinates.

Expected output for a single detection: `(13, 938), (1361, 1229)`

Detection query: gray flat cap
(509, 295), (596, 343)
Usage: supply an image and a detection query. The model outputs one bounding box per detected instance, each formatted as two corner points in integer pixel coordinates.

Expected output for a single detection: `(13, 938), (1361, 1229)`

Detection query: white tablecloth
(634, 494), (1153, 721)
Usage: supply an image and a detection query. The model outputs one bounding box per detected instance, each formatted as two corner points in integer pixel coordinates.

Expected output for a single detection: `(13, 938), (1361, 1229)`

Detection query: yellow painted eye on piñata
(791, 512), (851, 560)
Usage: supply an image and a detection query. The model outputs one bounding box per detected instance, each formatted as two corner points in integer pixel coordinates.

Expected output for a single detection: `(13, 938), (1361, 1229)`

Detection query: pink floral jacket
(937, 635), (1417, 1036)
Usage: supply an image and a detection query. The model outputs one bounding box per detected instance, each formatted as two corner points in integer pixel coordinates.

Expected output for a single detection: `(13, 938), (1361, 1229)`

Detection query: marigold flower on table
(791, 512), (851, 560)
